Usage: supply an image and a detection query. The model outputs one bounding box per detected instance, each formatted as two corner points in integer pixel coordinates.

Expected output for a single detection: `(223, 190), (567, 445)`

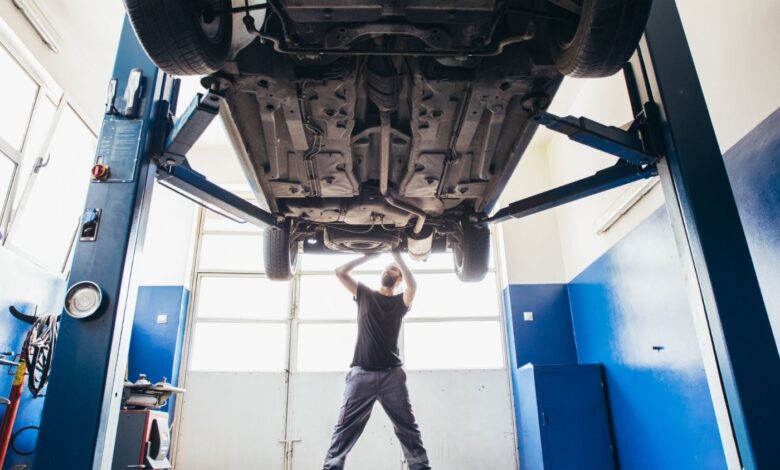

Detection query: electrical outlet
(156, 314), (168, 325)
(523, 311), (534, 321)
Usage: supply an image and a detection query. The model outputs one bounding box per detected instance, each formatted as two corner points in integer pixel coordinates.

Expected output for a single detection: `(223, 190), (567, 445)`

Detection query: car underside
(124, 0), (651, 280)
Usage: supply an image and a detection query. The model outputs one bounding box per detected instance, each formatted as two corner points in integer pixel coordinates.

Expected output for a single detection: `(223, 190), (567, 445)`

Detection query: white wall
(134, 182), (198, 286)
(677, 0), (780, 152)
(499, 143), (567, 285)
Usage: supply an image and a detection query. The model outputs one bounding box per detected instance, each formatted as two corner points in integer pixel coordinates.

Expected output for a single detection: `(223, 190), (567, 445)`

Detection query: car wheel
(123, 0), (233, 76)
(450, 218), (491, 282)
(263, 224), (300, 281)
(548, 0), (652, 78)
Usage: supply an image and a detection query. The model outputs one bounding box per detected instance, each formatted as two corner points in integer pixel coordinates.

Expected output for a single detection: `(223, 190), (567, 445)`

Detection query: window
(186, 207), (506, 374)
(196, 275), (288, 321)
(0, 39), (95, 275)
(403, 321), (505, 370)
(0, 44), (38, 151)
(7, 106), (95, 271)
(297, 323), (358, 372)
(190, 322), (288, 372)
(296, 247), (504, 371)
(188, 205), (291, 373)
(298, 274), (374, 320)
(407, 272), (500, 318)
(198, 233), (264, 272)
(0, 41), (44, 235)
(0, 155), (15, 223)
(10, 97), (57, 214)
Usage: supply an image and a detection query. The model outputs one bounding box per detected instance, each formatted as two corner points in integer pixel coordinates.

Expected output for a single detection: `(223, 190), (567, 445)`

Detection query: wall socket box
(524, 311), (534, 321)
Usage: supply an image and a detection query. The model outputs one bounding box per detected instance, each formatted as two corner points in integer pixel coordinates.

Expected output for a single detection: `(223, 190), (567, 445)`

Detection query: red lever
(91, 163), (110, 180)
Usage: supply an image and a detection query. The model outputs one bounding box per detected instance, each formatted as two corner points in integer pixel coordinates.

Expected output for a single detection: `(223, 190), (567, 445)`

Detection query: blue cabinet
(516, 364), (616, 470)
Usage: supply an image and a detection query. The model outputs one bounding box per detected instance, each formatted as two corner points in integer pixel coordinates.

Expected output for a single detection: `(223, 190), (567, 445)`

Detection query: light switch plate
(523, 311), (534, 321)
(156, 314), (168, 325)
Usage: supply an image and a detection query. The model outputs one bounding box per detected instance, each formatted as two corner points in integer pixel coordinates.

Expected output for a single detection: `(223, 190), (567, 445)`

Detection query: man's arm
(392, 249), (417, 307)
(335, 253), (378, 295)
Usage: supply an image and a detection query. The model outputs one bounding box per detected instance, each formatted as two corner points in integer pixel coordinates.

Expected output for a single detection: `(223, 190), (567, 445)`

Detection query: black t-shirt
(350, 282), (409, 369)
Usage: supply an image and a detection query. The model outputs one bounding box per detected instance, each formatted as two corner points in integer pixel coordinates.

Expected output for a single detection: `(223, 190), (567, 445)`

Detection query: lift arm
(154, 90), (277, 229)
(485, 104), (660, 226)
(484, 162), (657, 225)
(156, 163), (277, 228)
(161, 90), (222, 165)
(533, 111), (656, 166)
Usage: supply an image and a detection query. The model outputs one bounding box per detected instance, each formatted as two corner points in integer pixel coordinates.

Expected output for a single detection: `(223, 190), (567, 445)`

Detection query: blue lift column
(33, 20), (167, 469)
(626, 0), (780, 468)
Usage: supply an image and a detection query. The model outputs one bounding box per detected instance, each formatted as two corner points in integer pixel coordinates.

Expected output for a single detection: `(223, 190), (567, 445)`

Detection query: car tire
(263, 224), (300, 281)
(123, 0), (232, 76)
(451, 218), (491, 282)
(549, 0), (652, 78)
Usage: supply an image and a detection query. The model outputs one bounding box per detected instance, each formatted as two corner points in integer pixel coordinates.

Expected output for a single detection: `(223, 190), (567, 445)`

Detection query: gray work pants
(323, 366), (430, 470)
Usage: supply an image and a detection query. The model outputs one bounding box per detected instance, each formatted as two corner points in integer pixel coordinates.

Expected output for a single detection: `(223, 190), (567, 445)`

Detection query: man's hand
(392, 248), (417, 308)
(335, 253), (379, 295)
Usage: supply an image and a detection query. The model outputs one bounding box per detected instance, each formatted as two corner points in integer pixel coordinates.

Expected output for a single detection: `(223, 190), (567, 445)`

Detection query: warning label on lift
(93, 117), (144, 183)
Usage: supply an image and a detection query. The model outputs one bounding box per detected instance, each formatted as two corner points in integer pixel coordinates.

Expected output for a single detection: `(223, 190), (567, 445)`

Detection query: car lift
(31, 1), (779, 469)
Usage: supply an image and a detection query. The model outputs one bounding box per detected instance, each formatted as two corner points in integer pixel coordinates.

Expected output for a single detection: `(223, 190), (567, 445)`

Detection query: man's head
(381, 263), (403, 289)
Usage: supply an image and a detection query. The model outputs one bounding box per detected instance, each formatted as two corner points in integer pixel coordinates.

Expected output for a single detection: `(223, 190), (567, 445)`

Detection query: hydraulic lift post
(32, 1), (778, 469)
(624, 1), (780, 467)
(32, 20), (168, 470)
(33, 19), (277, 470)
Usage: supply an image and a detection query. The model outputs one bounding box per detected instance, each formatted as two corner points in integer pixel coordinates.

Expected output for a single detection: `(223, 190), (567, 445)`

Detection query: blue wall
(503, 284), (578, 460)
(0, 248), (65, 470)
(564, 109), (780, 468)
(127, 285), (190, 414)
(503, 284), (576, 367)
(568, 208), (727, 469)
(502, 108), (780, 468)
(724, 108), (780, 345)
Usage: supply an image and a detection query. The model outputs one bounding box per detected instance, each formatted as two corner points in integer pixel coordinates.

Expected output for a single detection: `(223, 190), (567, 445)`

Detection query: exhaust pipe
(379, 113), (390, 196)
(384, 190), (426, 234)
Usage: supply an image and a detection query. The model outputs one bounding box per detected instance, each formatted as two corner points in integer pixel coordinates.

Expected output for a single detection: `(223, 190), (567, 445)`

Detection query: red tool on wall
(0, 354), (25, 465)
(0, 306), (59, 466)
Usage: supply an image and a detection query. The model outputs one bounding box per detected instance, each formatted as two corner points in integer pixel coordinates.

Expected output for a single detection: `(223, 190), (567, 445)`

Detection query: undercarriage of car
(124, 0), (652, 280)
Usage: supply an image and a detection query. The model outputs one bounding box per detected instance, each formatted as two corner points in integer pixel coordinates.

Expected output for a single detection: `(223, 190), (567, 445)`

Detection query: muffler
(407, 226), (434, 261)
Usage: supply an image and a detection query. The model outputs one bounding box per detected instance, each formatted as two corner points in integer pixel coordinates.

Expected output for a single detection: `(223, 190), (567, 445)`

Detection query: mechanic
(322, 249), (431, 470)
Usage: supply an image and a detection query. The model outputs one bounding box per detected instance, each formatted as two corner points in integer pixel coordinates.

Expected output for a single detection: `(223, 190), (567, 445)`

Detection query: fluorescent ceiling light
(594, 177), (659, 234)
(12, 0), (62, 53)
